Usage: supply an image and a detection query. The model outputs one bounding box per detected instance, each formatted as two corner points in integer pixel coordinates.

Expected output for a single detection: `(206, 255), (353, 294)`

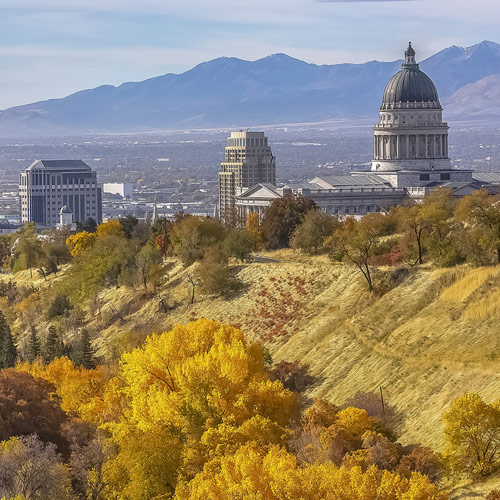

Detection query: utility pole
(380, 385), (386, 420)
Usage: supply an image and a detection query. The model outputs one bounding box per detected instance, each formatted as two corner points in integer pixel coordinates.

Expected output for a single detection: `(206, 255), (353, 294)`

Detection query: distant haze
(1, 41), (500, 137)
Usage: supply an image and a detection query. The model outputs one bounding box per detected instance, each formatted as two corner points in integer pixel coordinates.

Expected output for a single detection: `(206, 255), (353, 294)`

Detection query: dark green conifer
(0, 310), (16, 368)
(43, 325), (62, 364)
(27, 324), (40, 362)
(74, 329), (96, 369)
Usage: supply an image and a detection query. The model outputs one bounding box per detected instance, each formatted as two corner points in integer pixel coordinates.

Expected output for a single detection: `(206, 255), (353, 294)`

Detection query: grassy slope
(3, 253), (500, 497)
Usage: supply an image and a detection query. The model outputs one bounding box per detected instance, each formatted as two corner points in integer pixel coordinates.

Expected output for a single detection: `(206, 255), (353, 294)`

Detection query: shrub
(47, 294), (73, 320)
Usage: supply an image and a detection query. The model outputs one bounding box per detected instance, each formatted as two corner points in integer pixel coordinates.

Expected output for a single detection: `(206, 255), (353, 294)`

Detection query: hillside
(1, 40), (500, 135)
(6, 251), (500, 452)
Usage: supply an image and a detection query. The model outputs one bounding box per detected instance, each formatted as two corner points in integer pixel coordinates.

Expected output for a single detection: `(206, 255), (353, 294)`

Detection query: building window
(440, 173), (450, 181)
(420, 174), (430, 181)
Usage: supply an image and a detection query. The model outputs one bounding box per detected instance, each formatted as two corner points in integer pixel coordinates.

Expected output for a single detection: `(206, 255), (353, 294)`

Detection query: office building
(19, 160), (102, 227)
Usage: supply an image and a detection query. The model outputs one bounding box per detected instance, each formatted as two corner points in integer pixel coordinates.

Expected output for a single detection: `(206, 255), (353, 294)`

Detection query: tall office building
(218, 131), (276, 221)
(19, 160), (102, 227)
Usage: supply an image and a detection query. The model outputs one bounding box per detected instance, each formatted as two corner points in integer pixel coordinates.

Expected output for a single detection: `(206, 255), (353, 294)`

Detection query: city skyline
(0, 0), (499, 109)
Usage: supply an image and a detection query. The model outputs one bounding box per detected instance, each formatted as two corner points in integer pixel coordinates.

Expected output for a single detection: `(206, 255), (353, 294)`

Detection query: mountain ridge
(1, 41), (499, 136)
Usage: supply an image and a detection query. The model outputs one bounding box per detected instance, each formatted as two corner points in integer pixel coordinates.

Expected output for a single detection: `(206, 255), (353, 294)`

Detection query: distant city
(0, 123), (499, 227)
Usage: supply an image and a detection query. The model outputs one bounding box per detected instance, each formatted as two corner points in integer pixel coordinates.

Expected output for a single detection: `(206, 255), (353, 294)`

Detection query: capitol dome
(381, 43), (440, 109)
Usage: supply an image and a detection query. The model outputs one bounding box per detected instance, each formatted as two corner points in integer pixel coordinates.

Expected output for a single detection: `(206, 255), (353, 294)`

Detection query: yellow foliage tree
(104, 319), (296, 499)
(96, 220), (124, 239)
(16, 357), (124, 426)
(246, 212), (263, 248)
(176, 442), (446, 500)
(66, 231), (97, 259)
(443, 393), (500, 477)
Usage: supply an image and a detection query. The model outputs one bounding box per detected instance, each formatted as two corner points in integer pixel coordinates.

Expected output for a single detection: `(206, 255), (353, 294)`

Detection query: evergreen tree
(0, 310), (16, 368)
(27, 324), (40, 363)
(74, 329), (96, 369)
(43, 325), (62, 364)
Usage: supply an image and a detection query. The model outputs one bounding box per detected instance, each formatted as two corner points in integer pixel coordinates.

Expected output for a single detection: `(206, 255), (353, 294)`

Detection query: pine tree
(74, 329), (96, 369)
(27, 324), (40, 363)
(0, 310), (16, 368)
(43, 325), (62, 364)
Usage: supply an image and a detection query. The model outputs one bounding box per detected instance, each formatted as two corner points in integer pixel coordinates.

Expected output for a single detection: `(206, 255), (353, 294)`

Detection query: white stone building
(232, 42), (500, 220)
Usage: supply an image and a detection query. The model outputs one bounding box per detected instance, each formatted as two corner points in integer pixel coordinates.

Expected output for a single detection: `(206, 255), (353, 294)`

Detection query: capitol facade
(224, 43), (500, 219)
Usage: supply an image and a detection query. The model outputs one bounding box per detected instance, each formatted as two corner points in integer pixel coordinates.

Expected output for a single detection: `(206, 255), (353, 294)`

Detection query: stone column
(396, 135), (400, 159)
(425, 135), (428, 158)
(406, 136), (410, 159)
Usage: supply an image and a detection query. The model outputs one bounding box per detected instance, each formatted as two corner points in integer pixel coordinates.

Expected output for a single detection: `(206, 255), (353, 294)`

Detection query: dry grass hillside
(3, 252), (500, 498)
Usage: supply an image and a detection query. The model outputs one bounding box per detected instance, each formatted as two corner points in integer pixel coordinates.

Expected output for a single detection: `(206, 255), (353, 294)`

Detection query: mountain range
(1, 40), (500, 136)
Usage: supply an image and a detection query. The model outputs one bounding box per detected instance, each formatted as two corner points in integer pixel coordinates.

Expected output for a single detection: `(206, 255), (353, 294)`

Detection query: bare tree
(70, 435), (110, 500)
(0, 434), (72, 500)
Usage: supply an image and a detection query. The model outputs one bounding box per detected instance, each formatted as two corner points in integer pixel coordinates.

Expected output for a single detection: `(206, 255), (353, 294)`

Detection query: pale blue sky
(0, 0), (498, 109)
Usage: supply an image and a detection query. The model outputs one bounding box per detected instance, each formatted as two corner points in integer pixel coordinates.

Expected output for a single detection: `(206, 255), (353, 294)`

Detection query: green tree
(47, 294), (73, 320)
(136, 244), (163, 292)
(223, 229), (256, 262)
(0, 311), (17, 369)
(77, 217), (98, 233)
(119, 215), (139, 239)
(27, 324), (40, 363)
(13, 223), (44, 278)
(329, 213), (386, 292)
(291, 209), (339, 254)
(43, 325), (64, 364)
(73, 329), (96, 369)
(260, 194), (317, 249)
(170, 216), (225, 266)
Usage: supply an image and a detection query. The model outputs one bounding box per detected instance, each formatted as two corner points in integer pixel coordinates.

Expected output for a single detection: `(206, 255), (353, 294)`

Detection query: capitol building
(218, 43), (500, 219)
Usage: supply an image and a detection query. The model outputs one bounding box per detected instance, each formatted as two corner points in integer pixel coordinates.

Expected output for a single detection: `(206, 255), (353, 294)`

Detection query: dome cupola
(381, 43), (440, 109)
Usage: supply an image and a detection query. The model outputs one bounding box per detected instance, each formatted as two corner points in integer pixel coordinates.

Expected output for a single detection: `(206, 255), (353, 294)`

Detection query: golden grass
(463, 286), (500, 320)
(440, 266), (500, 303)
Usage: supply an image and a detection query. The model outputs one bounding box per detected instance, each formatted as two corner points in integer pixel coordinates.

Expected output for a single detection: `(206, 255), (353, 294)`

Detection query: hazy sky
(0, 0), (498, 109)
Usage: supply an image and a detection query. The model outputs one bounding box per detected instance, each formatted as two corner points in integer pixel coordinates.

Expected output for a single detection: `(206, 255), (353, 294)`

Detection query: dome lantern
(381, 43), (440, 109)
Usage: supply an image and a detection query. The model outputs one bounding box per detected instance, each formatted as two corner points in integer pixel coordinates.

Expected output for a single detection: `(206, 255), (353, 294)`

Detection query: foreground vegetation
(1, 188), (500, 497)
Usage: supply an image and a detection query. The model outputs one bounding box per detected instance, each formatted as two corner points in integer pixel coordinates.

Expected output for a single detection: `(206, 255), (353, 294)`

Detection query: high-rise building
(218, 131), (276, 220)
(19, 160), (102, 227)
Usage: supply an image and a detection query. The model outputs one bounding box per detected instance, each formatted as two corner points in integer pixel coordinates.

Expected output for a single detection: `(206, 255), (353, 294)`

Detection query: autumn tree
(329, 213), (386, 292)
(0, 370), (69, 453)
(66, 231), (97, 259)
(176, 442), (446, 500)
(443, 393), (500, 477)
(150, 216), (173, 257)
(170, 216), (225, 266)
(96, 220), (125, 239)
(455, 189), (500, 264)
(246, 212), (263, 248)
(291, 209), (339, 254)
(104, 319), (295, 499)
(260, 194), (317, 249)
(394, 188), (455, 265)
